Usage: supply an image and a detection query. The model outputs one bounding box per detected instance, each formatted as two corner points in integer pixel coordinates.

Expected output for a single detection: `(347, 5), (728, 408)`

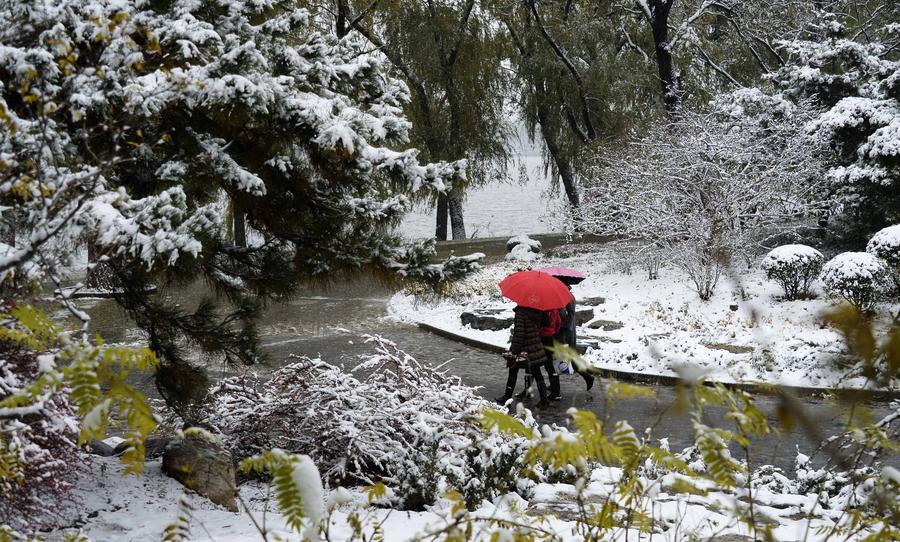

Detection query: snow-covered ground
(389, 246), (899, 390)
(51, 453), (866, 542)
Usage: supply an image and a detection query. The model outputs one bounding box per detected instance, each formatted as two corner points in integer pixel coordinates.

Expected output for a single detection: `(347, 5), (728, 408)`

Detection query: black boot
(545, 359), (561, 400)
(514, 373), (532, 399)
(533, 368), (550, 408)
(495, 367), (519, 404)
(580, 371), (594, 391)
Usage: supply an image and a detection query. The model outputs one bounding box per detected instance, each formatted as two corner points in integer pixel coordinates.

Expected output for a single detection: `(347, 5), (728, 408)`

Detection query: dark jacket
(555, 299), (577, 349)
(507, 306), (549, 367)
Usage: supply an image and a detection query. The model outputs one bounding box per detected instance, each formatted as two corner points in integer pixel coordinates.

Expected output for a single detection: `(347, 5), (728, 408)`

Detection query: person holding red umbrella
(495, 271), (574, 407)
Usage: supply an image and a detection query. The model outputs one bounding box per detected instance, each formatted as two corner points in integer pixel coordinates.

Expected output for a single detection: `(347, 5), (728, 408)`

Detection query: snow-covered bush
(820, 252), (886, 311)
(761, 244), (825, 300)
(867, 224), (900, 293)
(445, 430), (533, 510)
(205, 336), (499, 484)
(0, 343), (82, 530)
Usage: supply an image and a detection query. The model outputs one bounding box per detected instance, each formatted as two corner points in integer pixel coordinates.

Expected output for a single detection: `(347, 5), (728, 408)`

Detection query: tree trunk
(448, 191), (466, 240)
(86, 244), (118, 291)
(435, 194), (449, 241)
(536, 92), (580, 207)
(649, 0), (681, 114)
(233, 208), (247, 248)
(335, 0), (349, 38)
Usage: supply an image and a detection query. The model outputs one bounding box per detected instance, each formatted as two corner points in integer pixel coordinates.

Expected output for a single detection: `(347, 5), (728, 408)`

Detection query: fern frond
(608, 380), (656, 401)
(239, 450), (324, 538)
(162, 496), (194, 541)
(478, 409), (534, 438)
(694, 422), (744, 487)
(611, 420), (641, 468)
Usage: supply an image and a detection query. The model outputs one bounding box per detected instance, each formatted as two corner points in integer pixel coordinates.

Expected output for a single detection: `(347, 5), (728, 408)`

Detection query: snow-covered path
(75, 274), (898, 473)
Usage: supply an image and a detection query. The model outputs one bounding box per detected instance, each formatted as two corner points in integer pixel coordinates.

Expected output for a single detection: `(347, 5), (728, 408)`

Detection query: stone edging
(416, 322), (900, 401)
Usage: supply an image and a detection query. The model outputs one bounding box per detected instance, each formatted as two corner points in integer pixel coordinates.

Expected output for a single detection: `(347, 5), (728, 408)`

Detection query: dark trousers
(502, 363), (548, 404)
(541, 336), (561, 397)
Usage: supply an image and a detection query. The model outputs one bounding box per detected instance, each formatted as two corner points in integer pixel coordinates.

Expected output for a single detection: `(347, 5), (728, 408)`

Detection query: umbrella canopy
(536, 266), (586, 285)
(499, 270), (574, 310)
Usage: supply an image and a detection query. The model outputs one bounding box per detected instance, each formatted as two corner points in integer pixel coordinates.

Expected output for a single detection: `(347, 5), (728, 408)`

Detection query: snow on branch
(202, 336), (495, 484)
(575, 100), (828, 299)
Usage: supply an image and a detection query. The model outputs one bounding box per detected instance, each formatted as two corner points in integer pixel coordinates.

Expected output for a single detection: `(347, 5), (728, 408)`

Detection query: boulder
(573, 309), (595, 326)
(460, 311), (514, 331)
(113, 437), (173, 459)
(579, 297), (606, 306)
(586, 319), (624, 331)
(162, 434), (238, 512)
(88, 439), (115, 457)
(704, 343), (754, 354)
(505, 235), (541, 254)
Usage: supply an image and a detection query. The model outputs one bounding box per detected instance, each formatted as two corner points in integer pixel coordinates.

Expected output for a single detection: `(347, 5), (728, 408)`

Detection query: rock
(579, 297), (606, 306)
(581, 337), (623, 349)
(88, 439), (115, 457)
(586, 319), (624, 331)
(505, 234), (541, 254)
(162, 434), (238, 512)
(729, 303), (739, 311)
(113, 437), (173, 459)
(703, 343), (754, 354)
(573, 309), (594, 326)
(460, 311), (514, 331)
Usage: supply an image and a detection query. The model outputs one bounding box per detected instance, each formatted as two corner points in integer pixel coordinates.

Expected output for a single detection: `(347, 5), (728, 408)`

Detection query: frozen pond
(399, 154), (566, 239)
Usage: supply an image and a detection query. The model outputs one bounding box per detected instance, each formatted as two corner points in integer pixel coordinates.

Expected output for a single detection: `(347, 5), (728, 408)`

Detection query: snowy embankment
(389, 247), (899, 391)
(61, 452), (860, 542)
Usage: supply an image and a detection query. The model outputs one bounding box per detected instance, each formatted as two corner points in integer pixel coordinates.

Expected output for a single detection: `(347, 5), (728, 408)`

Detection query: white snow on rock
(505, 242), (541, 262)
(506, 235), (541, 252)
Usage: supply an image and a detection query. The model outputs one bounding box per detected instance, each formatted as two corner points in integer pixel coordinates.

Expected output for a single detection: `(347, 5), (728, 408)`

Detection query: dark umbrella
(535, 266), (586, 285)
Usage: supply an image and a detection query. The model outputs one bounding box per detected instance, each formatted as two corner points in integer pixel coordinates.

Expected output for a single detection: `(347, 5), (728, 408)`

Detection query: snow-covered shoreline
(388, 248), (899, 392)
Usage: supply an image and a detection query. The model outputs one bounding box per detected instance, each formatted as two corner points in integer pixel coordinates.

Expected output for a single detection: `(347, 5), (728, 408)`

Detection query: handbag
(553, 357), (575, 375)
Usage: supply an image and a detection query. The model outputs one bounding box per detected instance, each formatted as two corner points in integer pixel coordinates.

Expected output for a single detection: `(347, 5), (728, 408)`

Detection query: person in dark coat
(557, 293), (594, 391)
(540, 308), (564, 401)
(495, 305), (551, 407)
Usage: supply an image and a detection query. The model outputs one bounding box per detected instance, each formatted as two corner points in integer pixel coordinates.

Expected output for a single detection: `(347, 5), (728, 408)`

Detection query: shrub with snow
(867, 224), (900, 293)
(0, 343), (83, 530)
(203, 336), (519, 492)
(820, 252), (887, 311)
(761, 244), (825, 300)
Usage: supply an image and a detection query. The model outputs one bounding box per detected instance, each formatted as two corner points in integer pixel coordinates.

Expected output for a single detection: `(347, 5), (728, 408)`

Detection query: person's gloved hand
(501, 351), (517, 367)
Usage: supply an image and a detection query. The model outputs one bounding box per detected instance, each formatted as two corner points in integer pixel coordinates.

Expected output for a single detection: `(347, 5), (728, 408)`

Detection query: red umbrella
(536, 266), (585, 285)
(499, 270), (574, 310)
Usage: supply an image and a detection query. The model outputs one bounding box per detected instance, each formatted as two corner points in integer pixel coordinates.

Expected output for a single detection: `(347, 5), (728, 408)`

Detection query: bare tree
(576, 101), (828, 299)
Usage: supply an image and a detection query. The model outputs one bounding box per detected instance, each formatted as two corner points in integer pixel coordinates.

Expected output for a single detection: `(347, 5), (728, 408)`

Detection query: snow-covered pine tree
(768, 19), (900, 241)
(0, 0), (478, 417)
